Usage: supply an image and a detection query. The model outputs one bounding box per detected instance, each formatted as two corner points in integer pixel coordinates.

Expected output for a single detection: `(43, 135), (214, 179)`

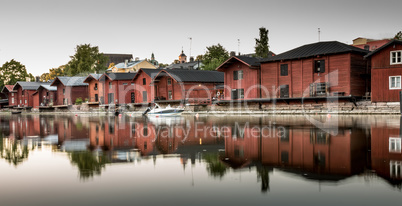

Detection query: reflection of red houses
(371, 125), (402, 186)
(152, 70), (224, 103)
(223, 125), (367, 178)
(365, 40), (402, 102)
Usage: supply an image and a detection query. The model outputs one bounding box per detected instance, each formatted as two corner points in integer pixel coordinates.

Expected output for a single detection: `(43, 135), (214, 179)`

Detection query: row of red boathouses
(1, 40), (402, 108)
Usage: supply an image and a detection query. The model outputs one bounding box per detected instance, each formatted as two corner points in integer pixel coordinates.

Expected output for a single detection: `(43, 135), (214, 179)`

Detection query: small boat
(142, 103), (184, 116)
(11, 111), (22, 114)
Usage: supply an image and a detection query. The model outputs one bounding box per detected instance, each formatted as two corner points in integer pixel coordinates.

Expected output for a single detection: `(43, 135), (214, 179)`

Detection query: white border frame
(389, 76), (401, 90)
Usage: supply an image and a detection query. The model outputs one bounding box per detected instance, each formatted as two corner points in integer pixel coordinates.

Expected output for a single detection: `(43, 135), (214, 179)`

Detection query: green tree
(69, 151), (110, 180)
(202, 44), (229, 71)
(395, 31), (402, 40)
(40, 65), (65, 82)
(0, 59), (35, 89)
(203, 153), (228, 178)
(255, 27), (270, 58)
(64, 44), (108, 76)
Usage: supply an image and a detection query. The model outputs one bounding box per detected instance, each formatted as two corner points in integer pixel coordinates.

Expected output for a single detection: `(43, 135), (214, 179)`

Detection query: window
(11, 98), (14, 104)
(168, 90), (172, 99)
(25, 100), (27, 104)
(63, 89), (65, 95)
(167, 78), (172, 85)
(390, 161), (401, 178)
(143, 78), (146, 85)
(143, 91), (147, 102)
(389, 137), (401, 153)
(233, 70), (243, 80)
(94, 83), (98, 90)
(389, 76), (401, 89)
(109, 82), (112, 89)
(11, 93), (14, 97)
(143, 125), (148, 136)
(314, 60), (325, 73)
(123, 83), (128, 85)
(391, 51), (402, 65)
(131, 83), (135, 85)
(364, 45), (370, 50)
(231, 89), (244, 99)
(280, 64), (288, 76)
(109, 123), (114, 134)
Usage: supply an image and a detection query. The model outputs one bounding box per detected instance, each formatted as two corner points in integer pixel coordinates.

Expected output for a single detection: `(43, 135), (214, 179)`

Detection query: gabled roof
(100, 72), (137, 81)
(154, 69), (224, 83)
(216, 56), (261, 71)
(364, 39), (402, 58)
(38, 85), (57, 91)
(165, 61), (203, 70)
(13, 82), (52, 91)
(1, 85), (16, 93)
(50, 76), (88, 87)
(261, 41), (369, 63)
(83, 73), (103, 83)
(132, 69), (162, 81)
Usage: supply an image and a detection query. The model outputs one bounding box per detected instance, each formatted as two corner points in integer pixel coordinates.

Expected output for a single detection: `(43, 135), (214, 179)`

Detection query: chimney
(190, 57), (194, 62)
(230, 51), (236, 57)
(135, 57), (139, 61)
(35, 76), (40, 82)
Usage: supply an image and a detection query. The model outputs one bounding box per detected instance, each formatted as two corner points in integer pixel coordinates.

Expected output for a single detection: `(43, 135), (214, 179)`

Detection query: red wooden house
(132, 68), (162, 103)
(98, 73), (136, 105)
(32, 85), (57, 108)
(13, 82), (52, 108)
(83, 73), (103, 103)
(365, 40), (402, 102)
(260, 41), (370, 100)
(152, 69), (224, 103)
(51, 76), (88, 106)
(1, 85), (17, 107)
(216, 56), (261, 100)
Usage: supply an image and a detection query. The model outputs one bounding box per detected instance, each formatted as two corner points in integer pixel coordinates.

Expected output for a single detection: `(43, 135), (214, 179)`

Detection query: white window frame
(389, 137), (401, 153)
(390, 50), (402, 65)
(389, 76), (401, 90)
(390, 161), (401, 178)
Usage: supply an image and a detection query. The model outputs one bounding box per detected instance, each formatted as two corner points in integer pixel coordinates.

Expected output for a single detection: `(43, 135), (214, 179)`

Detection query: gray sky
(0, 0), (401, 76)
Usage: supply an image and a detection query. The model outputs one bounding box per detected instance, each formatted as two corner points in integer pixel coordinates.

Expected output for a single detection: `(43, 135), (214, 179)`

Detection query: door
(143, 91), (147, 102)
(95, 94), (99, 102)
(231, 89), (238, 100)
(108, 93), (114, 104)
(280, 85), (289, 98)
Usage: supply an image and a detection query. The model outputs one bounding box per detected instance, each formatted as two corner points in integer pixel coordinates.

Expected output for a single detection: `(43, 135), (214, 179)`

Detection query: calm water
(0, 114), (401, 206)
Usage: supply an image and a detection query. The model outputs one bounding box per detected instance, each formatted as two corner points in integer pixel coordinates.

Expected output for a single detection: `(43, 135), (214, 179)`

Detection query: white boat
(143, 103), (184, 116)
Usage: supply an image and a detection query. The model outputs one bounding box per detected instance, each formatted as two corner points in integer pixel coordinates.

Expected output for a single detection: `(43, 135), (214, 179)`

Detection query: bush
(75, 97), (83, 105)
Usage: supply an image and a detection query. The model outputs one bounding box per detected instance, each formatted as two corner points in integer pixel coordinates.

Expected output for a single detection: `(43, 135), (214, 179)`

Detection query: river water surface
(0, 114), (401, 206)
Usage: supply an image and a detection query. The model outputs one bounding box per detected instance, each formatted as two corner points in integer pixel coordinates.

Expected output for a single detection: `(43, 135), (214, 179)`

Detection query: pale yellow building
(107, 59), (156, 73)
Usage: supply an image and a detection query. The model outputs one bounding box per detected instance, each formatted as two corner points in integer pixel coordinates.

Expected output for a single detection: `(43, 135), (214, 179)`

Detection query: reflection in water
(0, 114), (402, 192)
(68, 151), (110, 180)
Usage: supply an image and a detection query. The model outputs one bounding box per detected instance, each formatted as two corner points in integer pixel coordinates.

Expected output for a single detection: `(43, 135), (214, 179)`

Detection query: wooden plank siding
(133, 72), (153, 103)
(261, 53), (367, 98)
(370, 43), (402, 102)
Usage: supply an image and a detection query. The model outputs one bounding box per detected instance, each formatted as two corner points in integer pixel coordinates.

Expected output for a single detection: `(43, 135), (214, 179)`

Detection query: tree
(395, 31), (402, 40)
(0, 59), (35, 89)
(255, 27), (270, 58)
(64, 44), (108, 76)
(202, 44), (229, 71)
(40, 65), (66, 82)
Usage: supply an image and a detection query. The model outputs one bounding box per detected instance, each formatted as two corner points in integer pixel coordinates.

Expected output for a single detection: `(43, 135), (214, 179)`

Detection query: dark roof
(235, 56), (263, 67)
(156, 69), (224, 83)
(13, 82), (52, 91)
(104, 53), (133, 67)
(83, 73), (103, 83)
(364, 39), (402, 58)
(133, 69), (162, 81)
(261, 41), (369, 63)
(165, 61), (202, 70)
(103, 72), (137, 81)
(51, 76), (88, 87)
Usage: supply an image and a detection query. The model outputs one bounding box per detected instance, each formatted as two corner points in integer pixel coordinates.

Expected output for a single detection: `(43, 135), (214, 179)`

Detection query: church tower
(179, 49), (187, 63)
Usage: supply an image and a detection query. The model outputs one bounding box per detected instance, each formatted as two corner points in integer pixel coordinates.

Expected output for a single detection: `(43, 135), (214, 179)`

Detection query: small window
(233, 70), (243, 80)
(11, 93), (14, 97)
(109, 82), (112, 89)
(94, 83), (98, 90)
(389, 137), (401, 153)
(231, 89), (244, 99)
(391, 51), (402, 65)
(364, 45), (370, 50)
(63, 89), (65, 95)
(143, 78), (146, 85)
(314, 60), (325, 73)
(280, 64), (288, 76)
(123, 83), (128, 85)
(131, 83), (135, 85)
(168, 90), (172, 99)
(389, 76), (401, 89)
(143, 125), (148, 136)
(167, 78), (172, 85)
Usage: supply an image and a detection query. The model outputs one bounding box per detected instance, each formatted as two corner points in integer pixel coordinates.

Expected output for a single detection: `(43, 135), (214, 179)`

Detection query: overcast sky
(0, 0), (401, 76)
